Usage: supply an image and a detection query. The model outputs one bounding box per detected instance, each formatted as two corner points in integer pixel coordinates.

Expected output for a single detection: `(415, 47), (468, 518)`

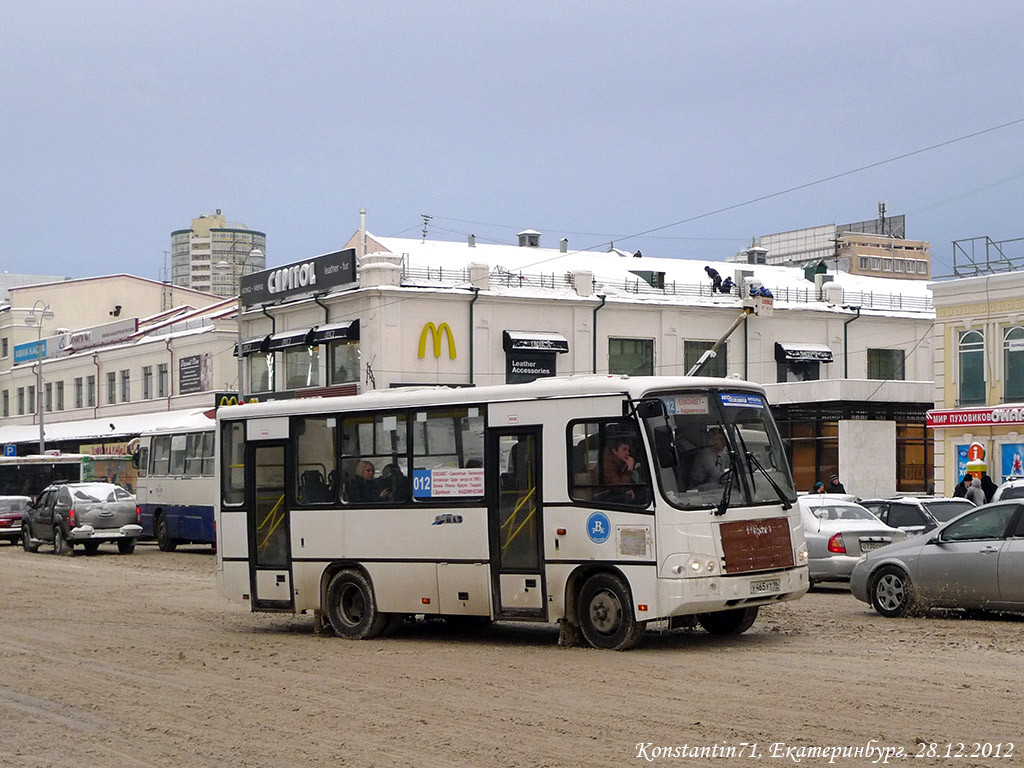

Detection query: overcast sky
(3, 1), (1022, 282)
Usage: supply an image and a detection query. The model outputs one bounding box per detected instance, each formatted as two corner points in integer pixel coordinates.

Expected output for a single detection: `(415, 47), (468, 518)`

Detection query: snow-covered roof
(364, 233), (933, 315)
(0, 408), (214, 444)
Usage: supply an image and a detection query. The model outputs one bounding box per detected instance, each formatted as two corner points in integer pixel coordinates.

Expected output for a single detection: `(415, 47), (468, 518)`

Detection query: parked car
(0, 496), (31, 545)
(859, 496), (975, 536)
(851, 500), (1024, 617)
(992, 477), (1024, 502)
(22, 482), (142, 555)
(798, 496), (905, 586)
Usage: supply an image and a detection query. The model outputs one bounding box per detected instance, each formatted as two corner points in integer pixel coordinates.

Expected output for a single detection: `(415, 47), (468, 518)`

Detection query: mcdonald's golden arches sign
(418, 322), (456, 359)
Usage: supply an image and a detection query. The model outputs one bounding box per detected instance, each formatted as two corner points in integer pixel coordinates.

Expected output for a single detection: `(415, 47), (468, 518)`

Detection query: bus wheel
(155, 514), (177, 552)
(325, 570), (389, 639)
(577, 572), (645, 651)
(697, 606), (759, 635)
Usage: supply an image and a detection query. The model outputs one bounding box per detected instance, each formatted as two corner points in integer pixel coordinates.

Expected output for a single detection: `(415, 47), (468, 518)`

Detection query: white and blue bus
(135, 416), (217, 551)
(215, 375), (808, 650)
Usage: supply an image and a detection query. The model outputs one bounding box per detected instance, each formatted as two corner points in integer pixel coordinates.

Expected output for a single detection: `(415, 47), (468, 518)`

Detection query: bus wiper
(745, 450), (792, 510)
(714, 452), (737, 517)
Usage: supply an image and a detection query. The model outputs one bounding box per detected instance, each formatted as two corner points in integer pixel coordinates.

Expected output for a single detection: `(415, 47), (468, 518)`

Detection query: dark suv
(22, 482), (142, 555)
(859, 496), (975, 536)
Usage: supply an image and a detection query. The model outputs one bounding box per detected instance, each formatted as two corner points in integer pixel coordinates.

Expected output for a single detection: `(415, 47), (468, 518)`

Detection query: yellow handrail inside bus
(257, 493), (286, 552)
(500, 485), (536, 553)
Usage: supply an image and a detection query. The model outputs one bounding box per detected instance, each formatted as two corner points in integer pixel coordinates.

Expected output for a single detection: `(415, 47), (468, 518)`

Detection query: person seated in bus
(594, 436), (641, 504)
(381, 463), (409, 503)
(688, 428), (730, 488)
(345, 460), (390, 503)
(300, 469), (332, 503)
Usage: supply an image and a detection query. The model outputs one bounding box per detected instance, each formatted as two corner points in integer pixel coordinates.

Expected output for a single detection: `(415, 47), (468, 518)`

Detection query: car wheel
(697, 606), (759, 635)
(83, 541), (100, 555)
(22, 524), (39, 553)
(870, 565), (916, 618)
(577, 572), (645, 651)
(117, 538), (137, 555)
(155, 513), (177, 552)
(325, 570), (389, 639)
(53, 525), (73, 557)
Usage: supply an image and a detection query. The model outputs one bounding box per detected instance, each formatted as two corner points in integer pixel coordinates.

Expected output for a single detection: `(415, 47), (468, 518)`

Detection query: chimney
(468, 234), (476, 247)
(517, 229), (541, 247)
(560, 238), (568, 253)
(468, 262), (490, 289)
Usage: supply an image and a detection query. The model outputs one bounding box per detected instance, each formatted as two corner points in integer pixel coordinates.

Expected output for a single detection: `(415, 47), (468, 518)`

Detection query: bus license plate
(750, 578), (780, 595)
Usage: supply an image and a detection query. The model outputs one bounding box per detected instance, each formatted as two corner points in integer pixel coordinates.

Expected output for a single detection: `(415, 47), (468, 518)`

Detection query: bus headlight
(689, 559), (716, 574)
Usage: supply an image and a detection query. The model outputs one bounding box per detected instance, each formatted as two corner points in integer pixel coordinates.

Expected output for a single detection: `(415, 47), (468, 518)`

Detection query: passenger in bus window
(381, 463), (409, 503)
(596, 436), (639, 503)
(345, 460), (389, 503)
(688, 428), (730, 488)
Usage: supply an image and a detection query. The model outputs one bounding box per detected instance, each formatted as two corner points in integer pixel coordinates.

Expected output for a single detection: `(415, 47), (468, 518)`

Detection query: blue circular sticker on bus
(586, 512), (611, 544)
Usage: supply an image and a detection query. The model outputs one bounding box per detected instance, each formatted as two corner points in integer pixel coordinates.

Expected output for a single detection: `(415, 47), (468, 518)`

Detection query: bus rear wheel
(577, 572), (645, 651)
(697, 606), (759, 635)
(155, 513), (177, 552)
(325, 570), (389, 639)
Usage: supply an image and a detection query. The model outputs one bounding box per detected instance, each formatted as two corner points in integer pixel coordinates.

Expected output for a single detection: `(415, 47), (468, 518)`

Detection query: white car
(992, 478), (1024, 502)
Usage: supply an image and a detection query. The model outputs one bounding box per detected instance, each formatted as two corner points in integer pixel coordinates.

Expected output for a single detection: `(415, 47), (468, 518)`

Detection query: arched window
(958, 330), (985, 406)
(1004, 326), (1024, 401)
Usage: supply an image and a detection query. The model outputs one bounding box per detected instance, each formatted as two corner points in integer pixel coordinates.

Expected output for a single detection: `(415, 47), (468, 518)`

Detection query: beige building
(0, 276), (236, 453)
(929, 270), (1024, 493)
(171, 210), (267, 298)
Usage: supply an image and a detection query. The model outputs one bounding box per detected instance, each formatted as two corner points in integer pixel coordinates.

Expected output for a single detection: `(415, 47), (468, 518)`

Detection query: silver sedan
(851, 501), (1024, 617)
(798, 496), (905, 586)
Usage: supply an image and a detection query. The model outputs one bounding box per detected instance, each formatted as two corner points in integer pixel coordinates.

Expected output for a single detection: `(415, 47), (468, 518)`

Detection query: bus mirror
(131, 449), (140, 470)
(636, 399), (665, 419)
(653, 426), (677, 469)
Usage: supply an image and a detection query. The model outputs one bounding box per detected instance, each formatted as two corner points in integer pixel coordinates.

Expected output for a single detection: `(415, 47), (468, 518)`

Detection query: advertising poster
(1001, 443), (1024, 481)
(955, 445), (969, 481)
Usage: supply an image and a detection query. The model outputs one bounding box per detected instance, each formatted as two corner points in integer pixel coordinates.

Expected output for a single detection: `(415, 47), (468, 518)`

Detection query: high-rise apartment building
(171, 210), (267, 297)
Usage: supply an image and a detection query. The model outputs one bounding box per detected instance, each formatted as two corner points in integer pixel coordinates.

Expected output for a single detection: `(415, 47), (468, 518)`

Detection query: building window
(56, 381), (64, 411)
(777, 361), (820, 383)
(44, 382), (52, 412)
(867, 348), (905, 381)
(329, 341), (360, 385)
(107, 372), (116, 405)
(284, 346), (320, 389)
(896, 422), (932, 494)
(142, 366), (153, 400)
(1, 390), (7, 417)
(250, 353), (274, 393)
(27, 385), (35, 414)
(683, 340), (727, 378)
(157, 363), (169, 398)
(609, 338), (654, 376)
(1004, 327), (1024, 402)
(120, 370), (130, 403)
(16, 387), (25, 416)
(958, 330), (985, 406)
(777, 419), (838, 493)
(74, 377), (84, 409)
(86, 375), (96, 407)
(1, 337), (7, 359)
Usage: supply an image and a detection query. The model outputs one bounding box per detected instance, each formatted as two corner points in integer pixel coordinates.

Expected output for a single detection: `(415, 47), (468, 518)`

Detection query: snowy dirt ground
(0, 541), (1020, 768)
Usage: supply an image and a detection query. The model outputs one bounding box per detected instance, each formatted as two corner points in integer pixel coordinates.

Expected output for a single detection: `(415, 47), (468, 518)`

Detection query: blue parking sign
(3, 445), (16, 457)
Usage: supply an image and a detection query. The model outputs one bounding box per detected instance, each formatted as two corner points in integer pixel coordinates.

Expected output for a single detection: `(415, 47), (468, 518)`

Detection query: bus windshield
(640, 390), (796, 511)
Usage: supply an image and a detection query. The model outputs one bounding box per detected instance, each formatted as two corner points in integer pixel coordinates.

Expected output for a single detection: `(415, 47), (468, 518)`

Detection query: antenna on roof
(421, 214), (433, 243)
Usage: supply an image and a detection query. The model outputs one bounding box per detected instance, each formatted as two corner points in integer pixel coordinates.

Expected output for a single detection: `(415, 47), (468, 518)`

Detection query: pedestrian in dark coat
(980, 472), (998, 503)
(827, 474), (846, 494)
(952, 472), (972, 498)
(704, 265), (722, 293)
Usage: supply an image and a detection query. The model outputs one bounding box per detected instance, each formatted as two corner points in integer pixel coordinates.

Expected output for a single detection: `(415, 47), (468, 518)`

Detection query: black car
(22, 482), (142, 555)
(860, 496), (975, 536)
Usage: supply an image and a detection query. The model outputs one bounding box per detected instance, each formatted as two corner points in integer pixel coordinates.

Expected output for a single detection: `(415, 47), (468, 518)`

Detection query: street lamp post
(24, 301), (55, 455)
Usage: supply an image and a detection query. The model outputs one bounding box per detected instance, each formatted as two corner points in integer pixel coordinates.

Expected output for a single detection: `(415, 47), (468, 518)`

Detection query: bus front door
(488, 428), (546, 620)
(247, 442), (293, 611)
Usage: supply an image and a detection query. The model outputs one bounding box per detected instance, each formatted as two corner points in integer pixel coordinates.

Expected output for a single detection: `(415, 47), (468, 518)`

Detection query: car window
(114, 487), (133, 500)
(58, 487), (72, 506)
(805, 503), (875, 521)
(0, 498), (29, 513)
(941, 504), (1018, 542)
(888, 503), (927, 528)
(861, 502), (886, 519)
(1014, 509), (1024, 538)
(998, 485), (1024, 500)
(922, 500), (975, 523)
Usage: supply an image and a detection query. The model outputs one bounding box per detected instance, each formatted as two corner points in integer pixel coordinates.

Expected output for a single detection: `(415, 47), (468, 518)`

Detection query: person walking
(827, 474), (846, 494)
(965, 476), (986, 505)
(952, 472), (972, 498)
(980, 472), (998, 503)
(704, 265), (723, 293)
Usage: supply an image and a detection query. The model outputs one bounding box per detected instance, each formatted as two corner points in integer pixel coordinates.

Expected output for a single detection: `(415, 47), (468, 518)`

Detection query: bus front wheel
(325, 570), (389, 639)
(577, 572), (645, 651)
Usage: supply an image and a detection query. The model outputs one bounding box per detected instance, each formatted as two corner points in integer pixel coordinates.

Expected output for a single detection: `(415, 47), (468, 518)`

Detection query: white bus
(216, 376), (808, 650)
(135, 416), (217, 551)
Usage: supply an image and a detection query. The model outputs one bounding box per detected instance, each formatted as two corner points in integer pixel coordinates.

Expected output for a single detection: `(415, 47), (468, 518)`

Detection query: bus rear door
(247, 439), (294, 611)
(488, 427), (545, 620)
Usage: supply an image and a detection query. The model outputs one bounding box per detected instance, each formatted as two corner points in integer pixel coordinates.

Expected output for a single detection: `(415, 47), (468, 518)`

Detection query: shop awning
(775, 341), (834, 363)
(237, 335), (270, 356)
(502, 330), (570, 353)
(266, 328), (314, 351)
(309, 319), (359, 343)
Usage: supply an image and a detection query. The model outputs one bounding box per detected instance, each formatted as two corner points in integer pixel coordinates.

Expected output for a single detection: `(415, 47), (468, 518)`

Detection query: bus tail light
(827, 533), (846, 554)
